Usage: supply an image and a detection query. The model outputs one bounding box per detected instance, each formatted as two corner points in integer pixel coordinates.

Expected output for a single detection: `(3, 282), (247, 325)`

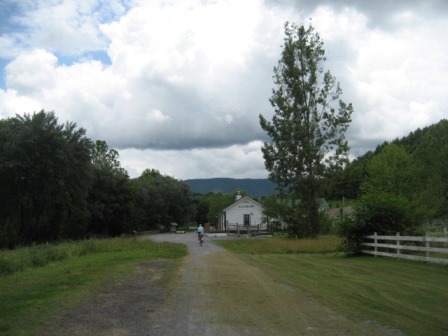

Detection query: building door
(243, 214), (250, 226)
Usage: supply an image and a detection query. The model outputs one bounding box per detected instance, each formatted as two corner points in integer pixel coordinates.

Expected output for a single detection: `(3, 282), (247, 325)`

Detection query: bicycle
(198, 234), (204, 247)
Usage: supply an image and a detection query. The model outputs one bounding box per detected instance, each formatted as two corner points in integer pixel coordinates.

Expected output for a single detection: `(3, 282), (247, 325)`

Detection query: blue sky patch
(0, 59), (9, 89)
(56, 50), (111, 67)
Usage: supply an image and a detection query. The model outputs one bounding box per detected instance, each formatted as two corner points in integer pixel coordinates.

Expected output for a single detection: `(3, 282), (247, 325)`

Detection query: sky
(0, 0), (447, 180)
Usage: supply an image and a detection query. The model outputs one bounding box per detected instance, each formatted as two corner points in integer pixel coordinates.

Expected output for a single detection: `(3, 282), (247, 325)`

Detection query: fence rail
(361, 232), (448, 265)
(226, 223), (265, 236)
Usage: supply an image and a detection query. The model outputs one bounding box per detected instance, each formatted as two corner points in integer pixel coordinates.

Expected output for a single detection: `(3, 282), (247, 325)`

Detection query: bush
(318, 211), (334, 235)
(0, 256), (15, 276)
(0, 218), (19, 249)
(77, 239), (97, 256)
(336, 192), (421, 256)
(27, 244), (71, 267)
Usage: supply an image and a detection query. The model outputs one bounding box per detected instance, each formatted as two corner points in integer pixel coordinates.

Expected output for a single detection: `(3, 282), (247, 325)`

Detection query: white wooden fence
(361, 232), (448, 265)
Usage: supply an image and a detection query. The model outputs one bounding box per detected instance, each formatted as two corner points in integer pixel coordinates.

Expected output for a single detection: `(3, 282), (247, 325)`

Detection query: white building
(218, 193), (265, 231)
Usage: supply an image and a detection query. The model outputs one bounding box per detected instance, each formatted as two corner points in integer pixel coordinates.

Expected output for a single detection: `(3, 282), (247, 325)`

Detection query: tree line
(0, 111), (209, 249)
(1, 110), (446, 250)
(333, 120), (448, 254)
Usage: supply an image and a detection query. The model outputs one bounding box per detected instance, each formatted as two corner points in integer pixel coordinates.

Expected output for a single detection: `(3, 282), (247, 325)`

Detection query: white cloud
(6, 49), (57, 94)
(346, 19), (448, 147)
(1, 0), (128, 57)
(119, 140), (267, 179)
(1, 1), (447, 178)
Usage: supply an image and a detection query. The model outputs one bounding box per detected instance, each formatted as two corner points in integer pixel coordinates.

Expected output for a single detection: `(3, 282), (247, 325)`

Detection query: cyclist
(197, 224), (205, 246)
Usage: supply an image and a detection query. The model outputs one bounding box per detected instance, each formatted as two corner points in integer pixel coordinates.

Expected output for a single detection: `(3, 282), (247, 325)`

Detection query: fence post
(444, 228), (447, 247)
(237, 223), (240, 237)
(396, 232), (401, 261)
(425, 232), (430, 261)
(248, 223), (251, 236)
(374, 232), (378, 257)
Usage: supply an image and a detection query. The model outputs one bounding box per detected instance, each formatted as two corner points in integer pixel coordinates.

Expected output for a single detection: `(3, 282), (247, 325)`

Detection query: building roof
(222, 196), (262, 213)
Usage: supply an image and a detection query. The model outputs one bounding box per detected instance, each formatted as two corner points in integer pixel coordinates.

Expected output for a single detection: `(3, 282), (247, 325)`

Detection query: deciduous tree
(88, 140), (132, 236)
(259, 22), (353, 237)
(0, 111), (93, 247)
(130, 169), (195, 230)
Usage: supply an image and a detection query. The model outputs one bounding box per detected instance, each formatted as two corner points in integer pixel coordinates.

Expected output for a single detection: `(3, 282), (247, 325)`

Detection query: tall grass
(216, 235), (341, 254)
(0, 238), (185, 276)
(0, 237), (187, 336)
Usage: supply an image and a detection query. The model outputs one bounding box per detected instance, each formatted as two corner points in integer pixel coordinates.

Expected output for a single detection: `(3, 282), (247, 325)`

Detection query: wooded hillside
(326, 118), (448, 219)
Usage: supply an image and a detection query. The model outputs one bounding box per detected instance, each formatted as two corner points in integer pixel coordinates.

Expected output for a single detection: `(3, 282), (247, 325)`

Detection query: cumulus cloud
(0, 0), (127, 57)
(0, 0), (447, 178)
(118, 140), (267, 180)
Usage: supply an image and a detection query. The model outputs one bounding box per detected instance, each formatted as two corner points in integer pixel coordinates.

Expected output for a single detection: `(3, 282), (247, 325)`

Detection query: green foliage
(0, 240), (93, 275)
(0, 111), (93, 247)
(77, 239), (98, 256)
(324, 149), (376, 200)
(361, 144), (421, 197)
(335, 124), (448, 255)
(261, 194), (332, 236)
(333, 119), (448, 218)
(88, 140), (133, 236)
(408, 120), (448, 218)
(198, 192), (235, 225)
(337, 192), (421, 255)
(0, 237), (187, 277)
(259, 21), (353, 238)
(0, 111), (148, 247)
(91, 140), (128, 175)
(259, 194), (286, 231)
(0, 218), (19, 250)
(191, 195), (209, 224)
(129, 169), (196, 230)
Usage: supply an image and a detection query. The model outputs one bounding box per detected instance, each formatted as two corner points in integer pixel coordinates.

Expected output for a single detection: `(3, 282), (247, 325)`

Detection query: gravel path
(42, 233), (401, 335)
(146, 232), (229, 335)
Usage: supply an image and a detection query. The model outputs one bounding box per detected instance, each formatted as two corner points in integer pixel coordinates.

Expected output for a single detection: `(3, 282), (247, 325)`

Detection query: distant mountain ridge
(184, 178), (277, 198)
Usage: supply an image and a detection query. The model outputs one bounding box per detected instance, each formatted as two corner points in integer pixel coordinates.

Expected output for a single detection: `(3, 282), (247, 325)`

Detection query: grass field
(0, 238), (187, 336)
(2, 235), (447, 335)
(216, 236), (448, 336)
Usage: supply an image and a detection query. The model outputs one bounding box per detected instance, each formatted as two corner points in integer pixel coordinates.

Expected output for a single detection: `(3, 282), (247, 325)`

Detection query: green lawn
(0, 238), (187, 336)
(216, 236), (448, 336)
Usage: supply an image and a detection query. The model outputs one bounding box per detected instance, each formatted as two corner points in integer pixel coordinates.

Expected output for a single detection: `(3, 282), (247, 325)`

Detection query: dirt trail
(148, 233), (390, 336)
(42, 233), (394, 335)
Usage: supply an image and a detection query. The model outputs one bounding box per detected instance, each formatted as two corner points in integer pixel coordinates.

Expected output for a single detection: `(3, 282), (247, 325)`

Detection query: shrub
(77, 239), (97, 256)
(0, 256), (14, 276)
(28, 245), (48, 267)
(0, 217), (19, 249)
(336, 192), (421, 256)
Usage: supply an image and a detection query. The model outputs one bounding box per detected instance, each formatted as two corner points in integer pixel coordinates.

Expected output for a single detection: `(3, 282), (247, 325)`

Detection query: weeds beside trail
(0, 238), (185, 276)
(0, 238), (187, 336)
(216, 236), (448, 336)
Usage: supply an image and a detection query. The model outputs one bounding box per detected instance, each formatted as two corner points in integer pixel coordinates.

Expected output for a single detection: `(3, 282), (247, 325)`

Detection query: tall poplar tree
(259, 22), (353, 237)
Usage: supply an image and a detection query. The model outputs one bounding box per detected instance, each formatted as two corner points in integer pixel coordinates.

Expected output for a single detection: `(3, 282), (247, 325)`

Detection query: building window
(244, 214), (250, 226)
